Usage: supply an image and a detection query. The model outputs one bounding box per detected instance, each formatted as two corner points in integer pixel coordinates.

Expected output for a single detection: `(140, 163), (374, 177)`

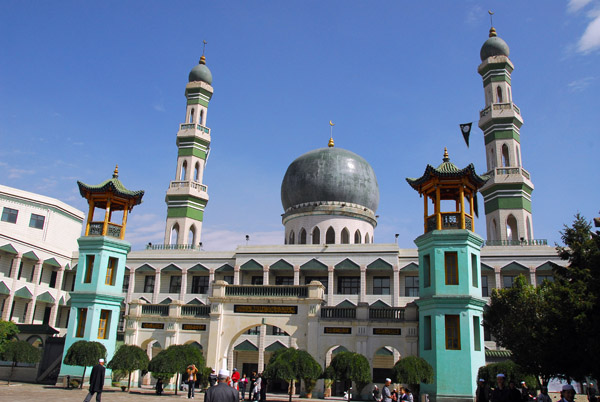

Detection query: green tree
(1, 340), (41, 384)
(63, 340), (107, 388)
(0, 320), (18, 355)
(148, 344), (205, 395)
(264, 348), (322, 401)
(325, 351), (372, 398)
(107, 344), (149, 392)
(392, 356), (433, 397)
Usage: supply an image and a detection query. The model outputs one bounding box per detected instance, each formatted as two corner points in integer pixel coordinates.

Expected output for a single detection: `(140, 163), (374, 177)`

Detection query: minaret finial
(200, 40), (207, 64)
(443, 148), (449, 162)
(113, 164), (119, 178)
(328, 120), (335, 147)
(488, 10), (497, 37)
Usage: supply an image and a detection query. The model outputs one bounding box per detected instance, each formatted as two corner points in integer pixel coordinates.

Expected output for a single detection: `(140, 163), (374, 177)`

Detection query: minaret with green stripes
(164, 53), (214, 247)
(478, 27), (535, 244)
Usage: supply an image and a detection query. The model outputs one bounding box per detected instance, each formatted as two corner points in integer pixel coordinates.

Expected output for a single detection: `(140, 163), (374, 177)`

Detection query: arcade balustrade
(426, 213), (473, 233)
(225, 285), (309, 298)
(88, 221), (122, 238)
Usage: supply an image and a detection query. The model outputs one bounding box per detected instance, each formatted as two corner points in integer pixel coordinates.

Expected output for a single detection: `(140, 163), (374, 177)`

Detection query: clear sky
(1, 1), (599, 251)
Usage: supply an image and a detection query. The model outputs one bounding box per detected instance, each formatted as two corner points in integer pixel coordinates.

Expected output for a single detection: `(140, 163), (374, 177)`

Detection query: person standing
(205, 369), (239, 402)
(491, 373), (509, 402)
(260, 374), (267, 402)
(186, 364), (199, 399)
(520, 381), (533, 401)
(588, 383), (598, 402)
(83, 358), (105, 402)
(372, 385), (381, 402)
(536, 386), (551, 402)
(155, 378), (164, 396)
(508, 380), (522, 402)
(232, 368), (241, 390)
(559, 384), (576, 402)
(249, 372), (257, 401)
(240, 374), (248, 400)
(382, 378), (393, 402)
(253, 374), (262, 402)
(476, 379), (490, 402)
(209, 369), (218, 387)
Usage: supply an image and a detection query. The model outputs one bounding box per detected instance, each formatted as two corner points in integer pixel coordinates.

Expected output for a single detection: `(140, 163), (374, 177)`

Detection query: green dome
(281, 147), (379, 212)
(480, 29), (510, 61)
(189, 56), (213, 85)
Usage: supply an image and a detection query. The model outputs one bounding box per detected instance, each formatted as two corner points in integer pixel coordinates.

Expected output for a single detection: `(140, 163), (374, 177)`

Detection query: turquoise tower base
(58, 236), (131, 385)
(415, 229), (486, 402)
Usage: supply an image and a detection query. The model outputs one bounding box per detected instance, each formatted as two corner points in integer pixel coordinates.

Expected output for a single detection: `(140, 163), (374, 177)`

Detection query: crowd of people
(372, 378), (414, 402)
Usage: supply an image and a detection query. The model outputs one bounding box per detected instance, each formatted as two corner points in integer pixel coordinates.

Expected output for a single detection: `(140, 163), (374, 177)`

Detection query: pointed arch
(188, 225), (196, 246)
(194, 162), (200, 181)
(180, 160), (187, 180)
(501, 144), (510, 167)
(312, 227), (320, 245)
(496, 86), (503, 103)
(365, 233), (370, 244)
(325, 227), (335, 244)
(492, 219), (498, 241)
(189, 108), (194, 123)
(516, 146), (521, 167)
(299, 228), (307, 244)
(506, 215), (518, 241)
(170, 223), (179, 245)
(341, 228), (350, 244)
(354, 229), (362, 244)
(526, 217), (532, 241)
(199, 109), (204, 125)
(288, 230), (295, 245)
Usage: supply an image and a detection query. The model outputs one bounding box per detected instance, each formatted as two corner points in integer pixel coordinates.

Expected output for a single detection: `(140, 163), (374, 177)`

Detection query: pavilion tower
(163, 53), (214, 247)
(478, 27), (535, 244)
(407, 149), (487, 402)
(58, 167), (144, 383)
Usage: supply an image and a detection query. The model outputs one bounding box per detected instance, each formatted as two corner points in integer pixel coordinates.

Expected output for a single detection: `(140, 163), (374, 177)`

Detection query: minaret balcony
(426, 213), (473, 233)
(169, 180), (208, 193)
(179, 123), (210, 135)
(485, 166), (530, 180)
(479, 102), (521, 119)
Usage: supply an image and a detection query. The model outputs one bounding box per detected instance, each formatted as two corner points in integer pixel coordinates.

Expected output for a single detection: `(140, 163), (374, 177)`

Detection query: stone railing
(146, 244), (201, 251)
(484, 239), (548, 247)
(179, 123), (211, 134)
(479, 102), (520, 118)
(88, 221), (122, 238)
(170, 180), (208, 192)
(321, 307), (356, 319)
(181, 305), (211, 317)
(141, 304), (169, 316)
(225, 285), (309, 298)
(486, 167), (531, 180)
(369, 307), (405, 320)
(426, 213), (473, 232)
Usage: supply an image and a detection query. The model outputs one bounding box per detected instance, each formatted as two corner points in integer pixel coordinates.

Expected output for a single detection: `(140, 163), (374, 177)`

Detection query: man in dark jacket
(83, 358), (106, 402)
(491, 373), (509, 402)
(205, 369), (239, 402)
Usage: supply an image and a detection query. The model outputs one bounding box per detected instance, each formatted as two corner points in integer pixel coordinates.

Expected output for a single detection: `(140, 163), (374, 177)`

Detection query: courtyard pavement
(0, 383), (590, 402)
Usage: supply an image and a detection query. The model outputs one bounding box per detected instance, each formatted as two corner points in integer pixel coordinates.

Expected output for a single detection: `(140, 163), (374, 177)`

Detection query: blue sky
(1, 1), (599, 251)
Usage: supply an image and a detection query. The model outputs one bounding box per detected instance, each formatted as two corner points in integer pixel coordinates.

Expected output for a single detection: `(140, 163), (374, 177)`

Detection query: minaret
(59, 167), (144, 384)
(478, 27), (535, 244)
(407, 149), (487, 402)
(164, 51), (213, 247)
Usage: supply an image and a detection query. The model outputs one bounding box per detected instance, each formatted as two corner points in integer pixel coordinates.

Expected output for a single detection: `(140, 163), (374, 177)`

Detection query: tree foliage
(264, 348), (322, 401)
(477, 361), (538, 392)
(63, 340), (107, 388)
(0, 320), (19, 355)
(148, 344), (205, 395)
(392, 356), (433, 396)
(325, 351), (372, 396)
(107, 344), (149, 392)
(1, 340), (41, 384)
(484, 214), (600, 383)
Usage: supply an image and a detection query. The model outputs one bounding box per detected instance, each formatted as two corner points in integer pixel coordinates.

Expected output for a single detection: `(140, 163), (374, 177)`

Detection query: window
(365, 233), (370, 244)
(144, 275), (155, 293)
(423, 254), (431, 288)
(506, 215), (518, 241)
(503, 275), (516, 289)
(191, 276), (209, 293)
(405, 276), (419, 297)
(445, 315), (461, 350)
(312, 227), (320, 244)
(473, 316), (481, 351)
(246, 326), (259, 335)
(536, 275), (553, 285)
(189, 108), (194, 123)
(337, 277), (360, 295)
(271, 326), (288, 336)
(288, 230), (295, 245)
(326, 227), (335, 244)
(496, 86), (503, 103)
(98, 310), (110, 339)
(17, 261), (23, 279)
(1, 207), (18, 224)
(105, 257), (117, 285)
(29, 214), (45, 229)
(471, 254), (478, 288)
(251, 276), (263, 285)
(445, 252), (458, 285)
(275, 276), (293, 285)
(502, 144), (510, 167)
(341, 228), (349, 244)
(49, 271), (57, 288)
(84, 255), (95, 283)
(169, 275), (181, 293)
(373, 276), (390, 295)
(223, 275), (233, 284)
(305, 277), (328, 294)
(76, 308), (87, 337)
(424, 316), (432, 350)
(194, 163), (200, 182)
(180, 161), (187, 181)
(170, 224), (179, 245)
(122, 274), (130, 293)
(354, 230), (361, 244)
(481, 275), (489, 297)
(299, 228), (307, 244)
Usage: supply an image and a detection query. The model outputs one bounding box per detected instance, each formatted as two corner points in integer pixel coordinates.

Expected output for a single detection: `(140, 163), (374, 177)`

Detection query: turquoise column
(415, 229), (486, 402)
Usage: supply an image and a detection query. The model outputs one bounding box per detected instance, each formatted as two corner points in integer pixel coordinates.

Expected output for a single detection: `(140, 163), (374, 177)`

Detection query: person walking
(520, 381), (533, 401)
(155, 378), (164, 396)
(205, 369), (239, 402)
(536, 386), (551, 402)
(382, 378), (393, 402)
(186, 364), (199, 399)
(240, 374), (248, 400)
(253, 374), (262, 402)
(249, 372), (257, 401)
(83, 358), (105, 402)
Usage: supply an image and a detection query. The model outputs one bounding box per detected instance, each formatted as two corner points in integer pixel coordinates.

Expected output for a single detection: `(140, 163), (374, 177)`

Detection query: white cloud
(8, 168), (35, 179)
(568, 0), (593, 13)
(568, 76), (596, 92)
(578, 12), (600, 53)
(153, 103), (166, 112)
(466, 4), (484, 26)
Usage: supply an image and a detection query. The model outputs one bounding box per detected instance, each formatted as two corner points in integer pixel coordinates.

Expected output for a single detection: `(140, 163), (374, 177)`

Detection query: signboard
(233, 305), (298, 314)
(182, 324), (206, 331)
(324, 327), (352, 334)
(373, 328), (401, 336)
(141, 322), (164, 329)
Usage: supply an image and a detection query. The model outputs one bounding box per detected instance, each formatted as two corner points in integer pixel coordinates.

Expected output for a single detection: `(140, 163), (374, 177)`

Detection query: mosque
(0, 27), (561, 401)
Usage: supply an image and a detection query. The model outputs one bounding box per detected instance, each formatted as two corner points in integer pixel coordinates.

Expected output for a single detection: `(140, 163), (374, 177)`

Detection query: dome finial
(443, 148), (449, 162)
(328, 120), (335, 147)
(200, 40), (207, 64)
(328, 137), (335, 147)
(113, 164), (119, 178)
(488, 10), (497, 37)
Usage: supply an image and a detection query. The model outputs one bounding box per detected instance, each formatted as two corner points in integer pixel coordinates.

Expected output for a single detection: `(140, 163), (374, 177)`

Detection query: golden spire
(488, 10), (496, 37)
(113, 164), (119, 178)
(443, 147), (449, 162)
(200, 40), (207, 64)
(328, 137), (335, 147)
(489, 27), (497, 37)
(328, 120), (335, 147)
